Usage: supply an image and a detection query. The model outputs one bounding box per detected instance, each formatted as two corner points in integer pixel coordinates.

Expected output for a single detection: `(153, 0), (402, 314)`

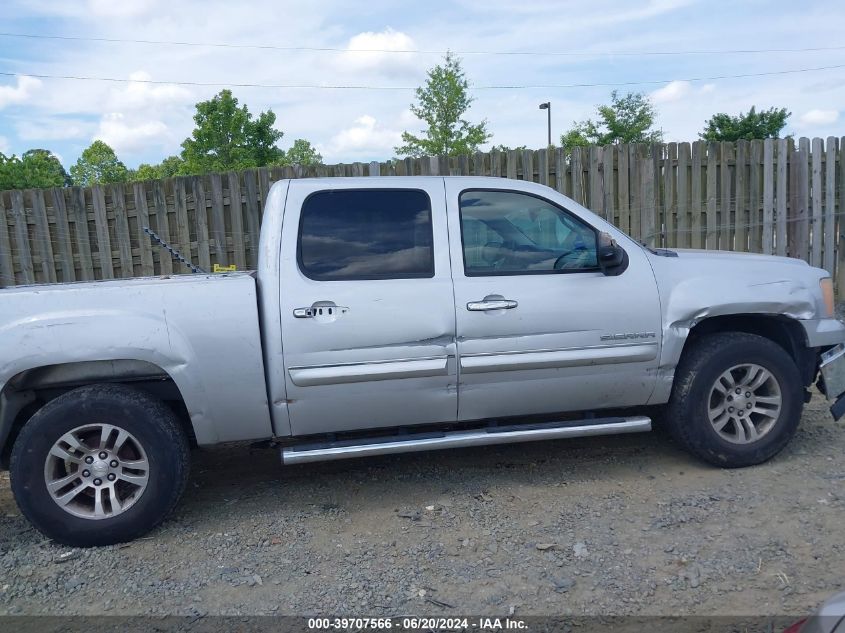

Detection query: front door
(279, 179), (457, 436)
(446, 183), (662, 422)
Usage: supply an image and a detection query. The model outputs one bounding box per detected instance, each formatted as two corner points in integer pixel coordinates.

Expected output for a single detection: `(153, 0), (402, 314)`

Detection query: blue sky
(0, 0), (843, 168)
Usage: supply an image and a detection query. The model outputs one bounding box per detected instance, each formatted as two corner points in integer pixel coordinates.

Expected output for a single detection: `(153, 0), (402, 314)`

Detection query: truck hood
(644, 246), (829, 326)
(670, 248), (811, 269)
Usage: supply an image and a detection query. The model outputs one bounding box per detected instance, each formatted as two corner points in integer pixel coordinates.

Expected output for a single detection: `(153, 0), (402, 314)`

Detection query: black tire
(666, 332), (803, 468)
(10, 384), (190, 547)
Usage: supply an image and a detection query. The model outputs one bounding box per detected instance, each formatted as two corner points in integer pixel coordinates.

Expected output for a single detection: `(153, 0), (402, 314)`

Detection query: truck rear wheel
(10, 384), (190, 547)
(666, 332), (803, 468)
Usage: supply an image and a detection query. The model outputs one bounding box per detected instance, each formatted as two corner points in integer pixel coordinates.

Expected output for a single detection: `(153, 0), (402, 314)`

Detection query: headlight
(820, 278), (835, 317)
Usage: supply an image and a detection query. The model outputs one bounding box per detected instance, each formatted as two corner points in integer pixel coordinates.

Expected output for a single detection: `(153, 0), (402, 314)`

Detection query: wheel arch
(681, 314), (815, 385)
(652, 312), (817, 406)
(0, 359), (197, 469)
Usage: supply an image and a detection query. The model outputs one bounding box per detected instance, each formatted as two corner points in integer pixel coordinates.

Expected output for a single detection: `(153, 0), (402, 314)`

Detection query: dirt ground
(0, 396), (843, 618)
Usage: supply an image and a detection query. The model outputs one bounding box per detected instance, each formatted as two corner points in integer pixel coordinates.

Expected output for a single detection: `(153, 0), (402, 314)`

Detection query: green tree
(282, 139), (322, 166)
(560, 91), (662, 150)
(131, 155), (184, 181)
(70, 140), (129, 186)
(0, 149), (69, 190)
(490, 144), (529, 152)
(700, 106), (790, 141)
(180, 89), (284, 174)
(22, 149), (71, 187)
(0, 153), (23, 191)
(395, 53), (491, 157)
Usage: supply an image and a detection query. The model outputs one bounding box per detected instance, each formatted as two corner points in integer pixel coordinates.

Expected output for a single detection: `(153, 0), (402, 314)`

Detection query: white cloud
(14, 0), (157, 17)
(94, 113), (170, 154)
(106, 71), (193, 112)
(0, 136), (9, 155)
(17, 119), (91, 141)
(0, 76), (43, 110)
(651, 80), (692, 104)
(323, 115), (402, 161)
(798, 109), (839, 127)
(339, 29), (420, 78)
(86, 0), (157, 17)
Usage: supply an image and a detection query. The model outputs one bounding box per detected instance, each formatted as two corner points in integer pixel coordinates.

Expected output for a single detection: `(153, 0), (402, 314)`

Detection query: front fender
(659, 276), (817, 372)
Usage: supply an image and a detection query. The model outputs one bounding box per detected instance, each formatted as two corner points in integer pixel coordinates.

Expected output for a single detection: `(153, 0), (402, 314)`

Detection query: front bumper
(819, 343), (845, 420)
(801, 318), (845, 348)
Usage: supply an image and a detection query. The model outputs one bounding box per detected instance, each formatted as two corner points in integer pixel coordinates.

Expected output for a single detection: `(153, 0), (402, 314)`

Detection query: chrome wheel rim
(707, 363), (782, 444)
(44, 424), (150, 520)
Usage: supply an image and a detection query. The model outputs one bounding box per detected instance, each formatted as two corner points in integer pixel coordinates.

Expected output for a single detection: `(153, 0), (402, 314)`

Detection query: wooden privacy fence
(1, 137), (844, 291)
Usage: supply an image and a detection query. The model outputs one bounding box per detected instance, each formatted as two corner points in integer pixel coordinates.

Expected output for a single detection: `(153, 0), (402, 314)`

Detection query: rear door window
(298, 189), (434, 281)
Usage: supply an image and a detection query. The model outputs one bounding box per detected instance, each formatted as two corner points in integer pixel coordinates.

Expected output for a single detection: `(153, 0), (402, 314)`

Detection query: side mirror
(597, 232), (628, 276)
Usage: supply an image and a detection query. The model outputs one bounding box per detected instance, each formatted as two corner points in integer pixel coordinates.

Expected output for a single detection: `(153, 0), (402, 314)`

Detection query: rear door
(279, 179), (457, 436)
(446, 182), (662, 422)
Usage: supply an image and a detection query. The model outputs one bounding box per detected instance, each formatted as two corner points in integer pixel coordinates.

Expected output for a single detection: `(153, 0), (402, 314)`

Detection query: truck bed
(0, 273), (272, 446)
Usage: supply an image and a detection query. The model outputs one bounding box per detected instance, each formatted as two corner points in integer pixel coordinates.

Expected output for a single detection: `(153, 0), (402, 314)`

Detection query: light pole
(538, 102), (551, 147)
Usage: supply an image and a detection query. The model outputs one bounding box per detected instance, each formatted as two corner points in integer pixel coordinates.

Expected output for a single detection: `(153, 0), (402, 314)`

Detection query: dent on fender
(657, 277), (815, 371)
(643, 275), (816, 406)
(665, 278), (815, 330)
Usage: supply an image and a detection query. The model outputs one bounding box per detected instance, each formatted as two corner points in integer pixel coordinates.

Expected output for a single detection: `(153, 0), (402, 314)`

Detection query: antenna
(143, 227), (207, 274)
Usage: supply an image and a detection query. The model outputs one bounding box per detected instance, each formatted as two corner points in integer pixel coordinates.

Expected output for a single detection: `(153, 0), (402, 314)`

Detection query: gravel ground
(0, 395), (843, 617)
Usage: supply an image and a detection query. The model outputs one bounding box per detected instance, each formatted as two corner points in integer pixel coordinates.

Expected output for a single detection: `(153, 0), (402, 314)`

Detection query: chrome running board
(281, 416), (651, 465)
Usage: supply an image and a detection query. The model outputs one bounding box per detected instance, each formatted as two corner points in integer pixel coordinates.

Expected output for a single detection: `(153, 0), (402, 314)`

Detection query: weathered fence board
(735, 141), (748, 253)
(720, 142), (733, 251)
(30, 189), (56, 284)
(795, 137), (811, 261)
(50, 187), (75, 282)
(132, 182), (155, 277)
(242, 170), (261, 269)
(90, 186), (113, 279)
(2, 137), (844, 287)
(602, 146), (614, 223)
(749, 140), (762, 253)
(617, 145), (630, 235)
(839, 137), (845, 296)
(762, 140), (774, 255)
(209, 173), (227, 268)
(228, 171), (247, 271)
(150, 180), (172, 275)
(776, 139), (788, 257)
(172, 177), (193, 269)
(0, 194), (14, 285)
(824, 137), (836, 276)
(10, 189), (34, 284)
(676, 143), (690, 249)
(69, 186), (94, 280)
(663, 143), (676, 248)
(706, 142), (718, 250)
(111, 184), (133, 278)
(811, 137), (824, 268)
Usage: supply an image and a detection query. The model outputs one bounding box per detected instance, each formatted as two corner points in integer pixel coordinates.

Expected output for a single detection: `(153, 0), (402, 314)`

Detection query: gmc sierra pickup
(2, 176), (845, 547)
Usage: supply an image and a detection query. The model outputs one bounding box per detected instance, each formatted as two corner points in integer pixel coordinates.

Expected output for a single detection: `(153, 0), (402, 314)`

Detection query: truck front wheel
(666, 332), (804, 468)
(10, 384), (190, 547)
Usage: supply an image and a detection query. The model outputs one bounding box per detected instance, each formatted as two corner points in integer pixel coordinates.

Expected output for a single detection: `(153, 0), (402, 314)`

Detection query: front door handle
(467, 299), (518, 311)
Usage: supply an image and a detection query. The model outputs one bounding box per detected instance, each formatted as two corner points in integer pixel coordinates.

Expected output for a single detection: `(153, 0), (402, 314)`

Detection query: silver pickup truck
(3, 176), (845, 546)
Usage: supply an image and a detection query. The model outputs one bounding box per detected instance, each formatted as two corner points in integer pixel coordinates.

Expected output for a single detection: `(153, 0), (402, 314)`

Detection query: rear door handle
(293, 305), (348, 318)
(466, 299), (518, 311)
